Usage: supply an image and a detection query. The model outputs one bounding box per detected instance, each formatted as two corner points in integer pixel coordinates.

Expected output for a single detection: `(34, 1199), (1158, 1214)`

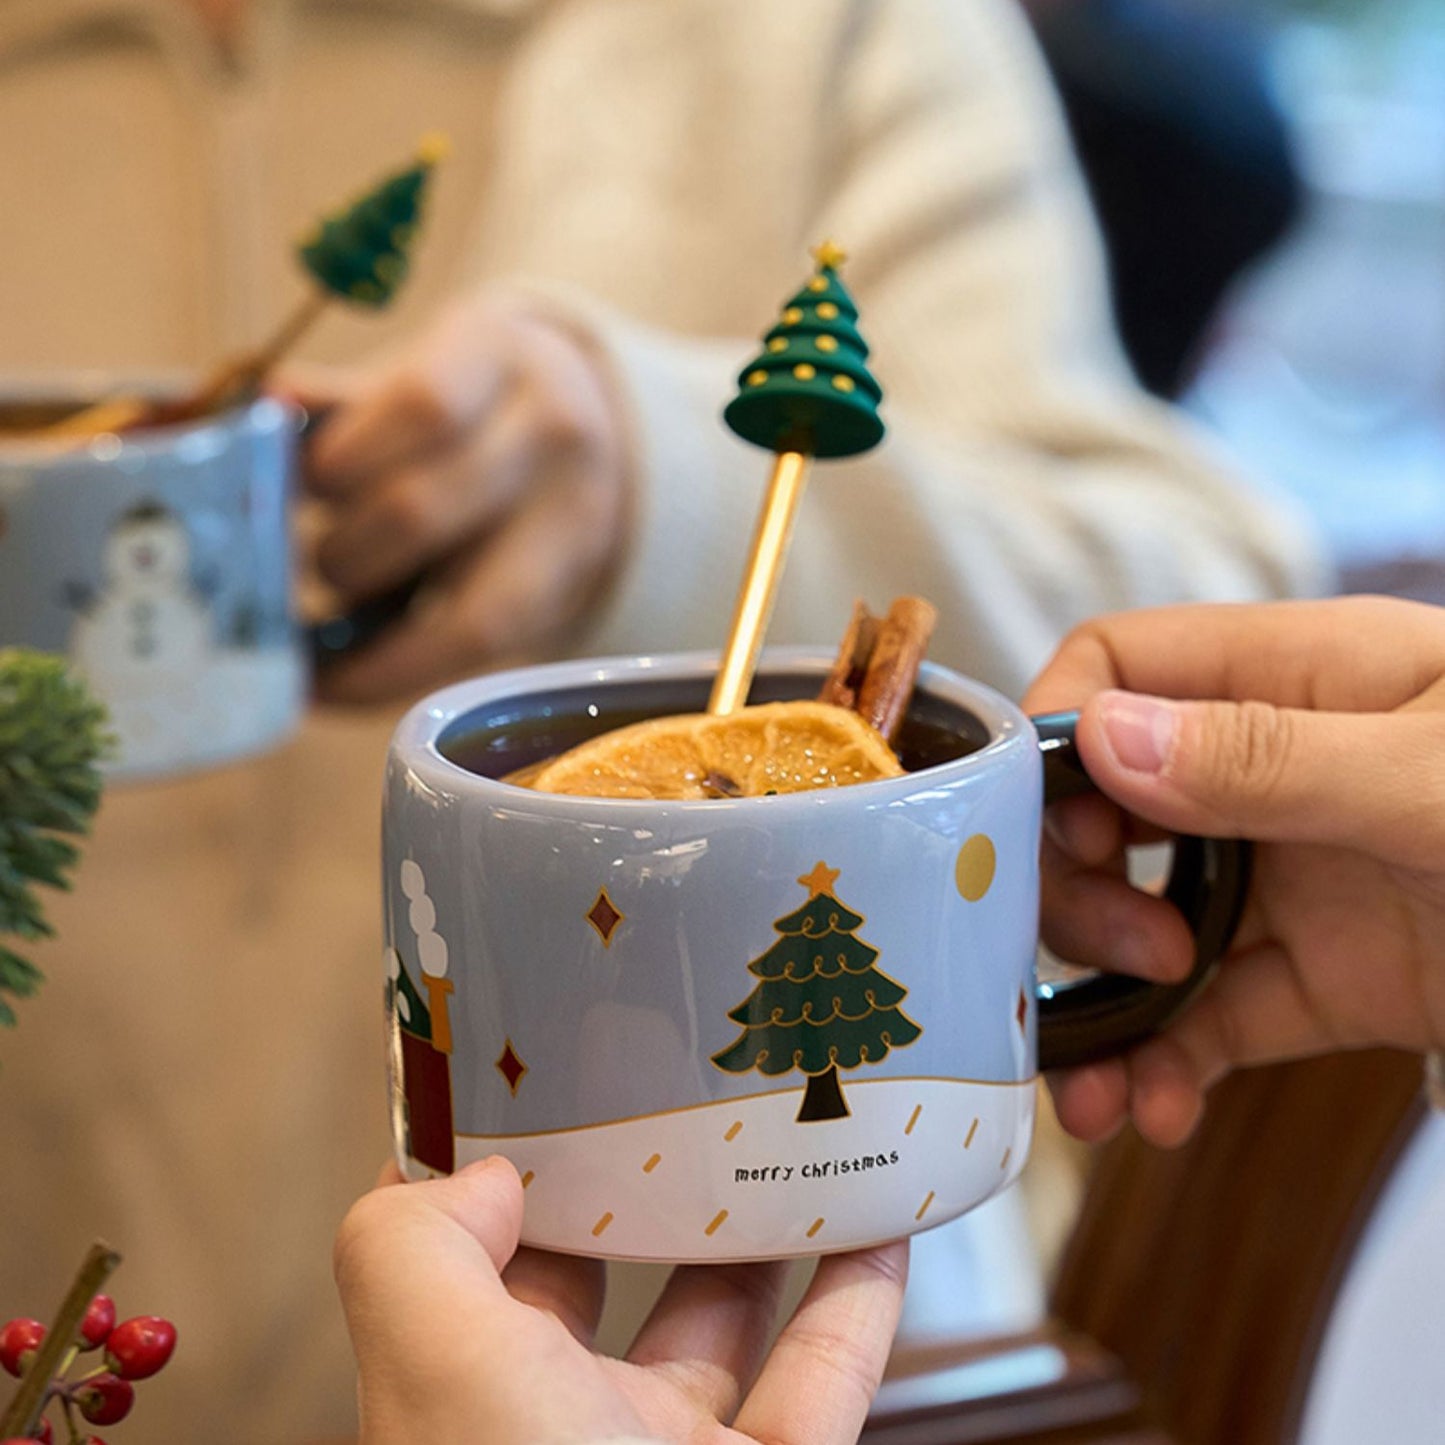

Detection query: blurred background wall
(1181, 0), (1445, 603)
(1028, 0), (1444, 605)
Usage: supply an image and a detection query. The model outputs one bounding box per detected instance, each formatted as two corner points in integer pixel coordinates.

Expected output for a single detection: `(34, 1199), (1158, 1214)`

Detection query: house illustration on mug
(387, 859), (455, 1173)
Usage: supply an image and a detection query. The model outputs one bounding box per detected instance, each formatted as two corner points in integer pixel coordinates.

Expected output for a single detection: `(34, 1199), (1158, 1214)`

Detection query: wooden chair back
(869, 1049), (1427, 1445)
(1051, 1049), (1427, 1445)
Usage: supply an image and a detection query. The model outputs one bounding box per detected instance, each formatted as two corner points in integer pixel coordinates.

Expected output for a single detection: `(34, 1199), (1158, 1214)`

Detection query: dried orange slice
(525, 701), (904, 800)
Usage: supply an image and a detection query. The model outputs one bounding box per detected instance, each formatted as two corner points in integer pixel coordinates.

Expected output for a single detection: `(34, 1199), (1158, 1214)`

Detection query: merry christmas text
(735, 1150), (901, 1184)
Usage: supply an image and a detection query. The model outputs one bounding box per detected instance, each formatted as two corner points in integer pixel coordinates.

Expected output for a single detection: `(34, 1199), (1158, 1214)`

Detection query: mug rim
(391, 647), (1033, 814)
(0, 390), (295, 463)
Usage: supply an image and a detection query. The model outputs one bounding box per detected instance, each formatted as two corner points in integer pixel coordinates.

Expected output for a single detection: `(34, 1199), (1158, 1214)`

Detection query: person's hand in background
(1023, 597), (1445, 1150)
(288, 292), (629, 704)
(335, 1157), (908, 1445)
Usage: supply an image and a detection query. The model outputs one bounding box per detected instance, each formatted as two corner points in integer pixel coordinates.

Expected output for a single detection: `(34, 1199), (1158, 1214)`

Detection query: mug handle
(1031, 711), (1253, 1072)
(297, 402), (427, 666)
(309, 574), (425, 664)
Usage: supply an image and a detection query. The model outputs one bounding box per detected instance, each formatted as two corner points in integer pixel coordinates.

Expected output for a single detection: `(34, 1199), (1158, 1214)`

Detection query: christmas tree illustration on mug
(711, 862), (922, 1122)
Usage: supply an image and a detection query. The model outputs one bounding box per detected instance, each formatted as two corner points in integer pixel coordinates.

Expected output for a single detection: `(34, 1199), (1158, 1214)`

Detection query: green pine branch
(0, 650), (111, 1028)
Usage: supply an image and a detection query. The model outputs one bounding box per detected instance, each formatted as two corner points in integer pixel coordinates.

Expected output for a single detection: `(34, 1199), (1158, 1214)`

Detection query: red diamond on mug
(586, 887), (625, 946)
(495, 1038), (528, 1095)
(1016, 988), (1028, 1035)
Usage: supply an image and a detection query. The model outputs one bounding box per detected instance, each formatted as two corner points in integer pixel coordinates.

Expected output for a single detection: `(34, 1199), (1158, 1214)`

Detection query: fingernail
(456, 1156), (504, 1180)
(1115, 929), (1157, 979)
(1042, 807), (1075, 855)
(1042, 801), (1086, 860)
(1099, 692), (1178, 775)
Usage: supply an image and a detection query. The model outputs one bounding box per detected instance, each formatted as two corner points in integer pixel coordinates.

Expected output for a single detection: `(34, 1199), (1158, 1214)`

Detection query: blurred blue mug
(0, 388), (305, 779)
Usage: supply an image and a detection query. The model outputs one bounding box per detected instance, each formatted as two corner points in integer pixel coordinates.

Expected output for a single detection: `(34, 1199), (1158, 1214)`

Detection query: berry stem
(0, 1241), (121, 1438)
(55, 1347), (79, 1383)
(60, 1393), (82, 1445)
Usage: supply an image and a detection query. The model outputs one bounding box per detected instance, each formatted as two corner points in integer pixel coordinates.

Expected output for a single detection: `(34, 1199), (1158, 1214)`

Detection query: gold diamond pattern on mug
(495, 1037), (528, 1096)
(585, 887), (625, 946)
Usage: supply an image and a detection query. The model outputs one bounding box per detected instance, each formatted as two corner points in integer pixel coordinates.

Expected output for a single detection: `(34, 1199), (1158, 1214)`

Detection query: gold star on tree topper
(798, 860), (842, 898)
(810, 238), (848, 272)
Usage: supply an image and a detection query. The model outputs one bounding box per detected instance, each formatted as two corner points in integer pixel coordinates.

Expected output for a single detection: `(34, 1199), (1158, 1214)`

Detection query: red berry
(78, 1296), (115, 1350)
(103, 1316), (176, 1380)
(0, 1318), (45, 1377)
(75, 1374), (133, 1426)
(0, 1428), (50, 1445)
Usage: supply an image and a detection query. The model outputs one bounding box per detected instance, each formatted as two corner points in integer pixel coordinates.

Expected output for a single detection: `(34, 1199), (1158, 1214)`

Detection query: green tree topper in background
(712, 861), (922, 1122)
(0, 651), (109, 1029)
(297, 134), (449, 308)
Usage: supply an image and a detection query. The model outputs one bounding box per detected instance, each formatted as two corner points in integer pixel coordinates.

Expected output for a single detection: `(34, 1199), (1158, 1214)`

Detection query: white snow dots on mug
(400, 859), (449, 978)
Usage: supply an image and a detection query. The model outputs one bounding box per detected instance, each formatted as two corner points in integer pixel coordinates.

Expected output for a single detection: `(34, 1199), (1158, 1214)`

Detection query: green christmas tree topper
(708, 241), (886, 714)
(712, 861), (922, 1122)
(298, 134), (448, 308)
(723, 240), (885, 460)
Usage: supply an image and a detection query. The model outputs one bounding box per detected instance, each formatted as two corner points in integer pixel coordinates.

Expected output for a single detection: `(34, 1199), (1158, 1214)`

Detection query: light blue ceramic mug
(0, 394), (306, 779)
(382, 650), (1249, 1262)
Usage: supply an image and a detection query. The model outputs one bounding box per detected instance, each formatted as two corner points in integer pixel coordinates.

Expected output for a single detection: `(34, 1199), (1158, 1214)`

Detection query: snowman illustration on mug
(69, 502), (215, 679)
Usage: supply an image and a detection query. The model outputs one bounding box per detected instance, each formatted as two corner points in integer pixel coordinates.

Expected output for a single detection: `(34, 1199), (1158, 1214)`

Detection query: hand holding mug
(291, 291), (629, 705)
(1024, 597), (1445, 1150)
(335, 1156), (908, 1445)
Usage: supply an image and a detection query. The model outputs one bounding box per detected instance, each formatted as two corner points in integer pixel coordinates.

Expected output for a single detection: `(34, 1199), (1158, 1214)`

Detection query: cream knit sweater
(456, 0), (1327, 693)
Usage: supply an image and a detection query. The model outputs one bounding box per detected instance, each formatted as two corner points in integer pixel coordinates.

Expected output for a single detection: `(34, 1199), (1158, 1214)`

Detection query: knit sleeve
(499, 0), (1329, 697)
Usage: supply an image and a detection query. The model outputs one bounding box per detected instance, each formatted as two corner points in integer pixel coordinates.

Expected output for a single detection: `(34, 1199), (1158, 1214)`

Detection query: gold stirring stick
(708, 450), (810, 715)
(709, 240), (886, 714)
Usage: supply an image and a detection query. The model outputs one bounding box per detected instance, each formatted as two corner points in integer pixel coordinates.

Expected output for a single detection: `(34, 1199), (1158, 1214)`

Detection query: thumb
(334, 1156), (524, 1349)
(1076, 690), (1436, 860)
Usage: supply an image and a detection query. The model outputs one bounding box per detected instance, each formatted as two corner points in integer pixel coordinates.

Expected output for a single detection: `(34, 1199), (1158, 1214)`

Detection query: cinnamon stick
(855, 597), (938, 745)
(817, 595), (936, 748)
(816, 600), (881, 711)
